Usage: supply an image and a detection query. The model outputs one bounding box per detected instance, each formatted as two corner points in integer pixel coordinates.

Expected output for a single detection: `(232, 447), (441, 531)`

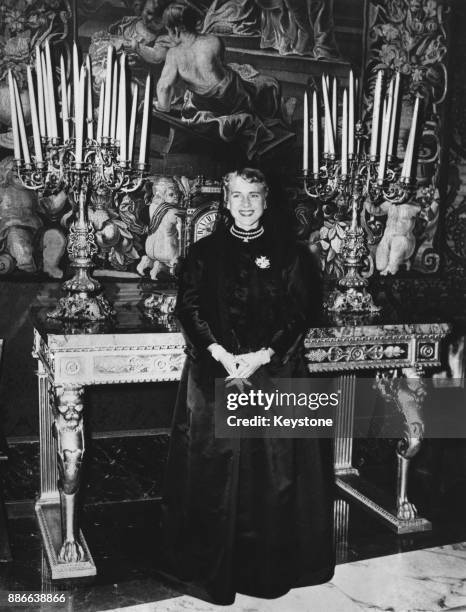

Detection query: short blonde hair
(222, 168), (269, 201)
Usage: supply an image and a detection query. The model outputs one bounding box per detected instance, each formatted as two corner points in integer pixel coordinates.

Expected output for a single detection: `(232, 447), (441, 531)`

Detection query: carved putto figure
(374, 201), (421, 275)
(137, 177), (184, 279)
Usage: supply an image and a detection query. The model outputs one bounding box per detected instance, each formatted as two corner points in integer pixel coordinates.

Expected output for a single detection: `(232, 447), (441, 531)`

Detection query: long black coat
(160, 227), (335, 605)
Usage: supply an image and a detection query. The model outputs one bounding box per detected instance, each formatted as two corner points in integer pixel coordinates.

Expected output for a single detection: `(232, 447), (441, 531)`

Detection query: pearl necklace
(230, 225), (264, 242)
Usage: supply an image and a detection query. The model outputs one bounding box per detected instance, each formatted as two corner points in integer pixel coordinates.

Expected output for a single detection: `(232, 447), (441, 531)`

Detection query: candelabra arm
(303, 178), (320, 199)
(120, 174), (145, 194)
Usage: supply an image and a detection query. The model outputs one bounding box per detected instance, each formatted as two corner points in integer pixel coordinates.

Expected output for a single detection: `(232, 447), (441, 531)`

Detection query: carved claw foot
(376, 368), (428, 527)
(397, 500), (418, 521)
(58, 539), (85, 563)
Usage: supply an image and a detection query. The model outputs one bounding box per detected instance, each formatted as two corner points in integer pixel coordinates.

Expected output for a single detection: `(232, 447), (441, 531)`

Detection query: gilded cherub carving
(366, 197), (437, 276)
(375, 202), (420, 276)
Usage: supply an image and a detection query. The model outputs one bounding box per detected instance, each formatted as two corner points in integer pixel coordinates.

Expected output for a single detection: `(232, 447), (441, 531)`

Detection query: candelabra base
(47, 292), (115, 322)
(325, 286), (382, 314)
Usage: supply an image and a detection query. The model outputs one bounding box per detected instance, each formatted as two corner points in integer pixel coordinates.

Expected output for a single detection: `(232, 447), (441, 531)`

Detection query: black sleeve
(175, 244), (218, 352)
(269, 245), (323, 364)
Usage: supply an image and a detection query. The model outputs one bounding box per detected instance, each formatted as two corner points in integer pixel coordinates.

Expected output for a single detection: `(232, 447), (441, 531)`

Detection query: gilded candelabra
(302, 72), (420, 314)
(18, 142), (146, 320)
(303, 123), (416, 314)
(9, 42), (150, 321)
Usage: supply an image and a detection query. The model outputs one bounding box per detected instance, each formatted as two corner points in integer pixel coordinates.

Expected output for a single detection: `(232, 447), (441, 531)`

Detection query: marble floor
(0, 498), (465, 612)
(108, 542), (466, 612)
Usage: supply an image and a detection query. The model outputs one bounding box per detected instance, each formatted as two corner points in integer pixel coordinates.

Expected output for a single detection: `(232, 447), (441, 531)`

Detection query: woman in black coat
(160, 168), (335, 605)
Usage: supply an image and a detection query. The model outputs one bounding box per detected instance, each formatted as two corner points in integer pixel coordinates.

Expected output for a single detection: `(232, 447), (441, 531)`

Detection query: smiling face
(226, 175), (267, 230)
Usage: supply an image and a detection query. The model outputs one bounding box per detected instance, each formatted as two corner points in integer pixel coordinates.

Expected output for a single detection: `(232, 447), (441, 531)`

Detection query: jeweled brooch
(255, 255), (270, 269)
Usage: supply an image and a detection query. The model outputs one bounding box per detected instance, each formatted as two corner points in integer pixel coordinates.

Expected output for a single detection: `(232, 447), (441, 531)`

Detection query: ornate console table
(31, 309), (449, 579)
(304, 321), (450, 537)
(32, 311), (186, 580)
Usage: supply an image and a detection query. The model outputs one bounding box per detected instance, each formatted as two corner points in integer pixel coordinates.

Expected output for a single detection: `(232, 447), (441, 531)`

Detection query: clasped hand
(210, 345), (272, 380)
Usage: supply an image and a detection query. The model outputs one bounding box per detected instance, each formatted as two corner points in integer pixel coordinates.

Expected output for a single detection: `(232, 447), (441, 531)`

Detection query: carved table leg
(334, 374), (359, 476)
(395, 367), (426, 521)
(34, 350), (95, 578)
(53, 385), (85, 563)
(334, 368), (431, 533)
(334, 498), (350, 563)
(374, 367), (431, 531)
(37, 360), (59, 503)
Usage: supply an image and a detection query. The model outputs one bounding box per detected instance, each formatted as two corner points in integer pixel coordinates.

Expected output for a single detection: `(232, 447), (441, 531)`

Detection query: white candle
(385, 78), (394, 136)
(103, 45), (113, 139)
(7, 71), (21, 160)
(139, 74), (151, 165)
(73, 42), (79, 116)
(381, 96), (388, 151)
(13, 76), (31, 164)
(302, 91), (309, 172)
(96, 82), (104, 142)
(75, 66), (85, 165)
(60, 55), (70, 142)
(378, 79), (393, 181)
(342, 88), (348, 176)
(312, 90), (319, 175)
(86, 55), (93, 140)
(332, 77), (337, 143)
(321, 75), (335, 155)
(370, 70), (383, 158)
(348, 69), (354, 157)
(110, 60), (118, 140)
(44, 39), (58, 138)
(41, 52), (51, 138)
(35, 47), (46, 138)
(324, 75), (329, 154)
(323, 110), (328, 155)
(388, 71), (400, 158)
(26, 67), (43, 162)
(401, 96), (420, 180)
(118, 53), (127, 162)
(128, 83), (138, 161)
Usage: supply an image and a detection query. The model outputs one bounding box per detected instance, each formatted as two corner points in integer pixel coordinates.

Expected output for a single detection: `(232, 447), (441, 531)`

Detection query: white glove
(208, 344), (241, 377)
(234, 348), (273, 379)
